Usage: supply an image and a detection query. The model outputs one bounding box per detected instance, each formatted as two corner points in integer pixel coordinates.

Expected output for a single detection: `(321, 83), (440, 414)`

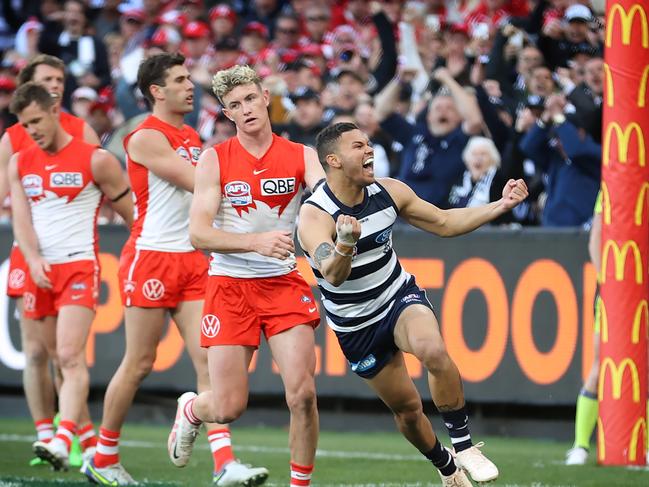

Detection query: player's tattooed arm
(313, 242), (334, 269)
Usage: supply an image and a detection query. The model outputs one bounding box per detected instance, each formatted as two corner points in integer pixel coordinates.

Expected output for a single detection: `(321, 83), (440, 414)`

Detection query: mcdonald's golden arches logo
(635, 182), (649, 225)
(606, 3), (649, 48)
(600, 297), (609, 343)
(597, 417), (605, 461)
(603, 122), (646, 167)
(601, 239), (644, 284)
(632, 300), (649, 344)
(601, 181), (611, 225)
(603, 62), (614, 107)
(598, 357), (641, 403)
(604, 63), (649, 108)
(639, 65), (649, 108)
(629, 416), (647, 462)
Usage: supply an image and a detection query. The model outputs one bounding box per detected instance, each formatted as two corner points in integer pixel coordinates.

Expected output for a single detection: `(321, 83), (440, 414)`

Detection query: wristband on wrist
(334, 243), (355, 257)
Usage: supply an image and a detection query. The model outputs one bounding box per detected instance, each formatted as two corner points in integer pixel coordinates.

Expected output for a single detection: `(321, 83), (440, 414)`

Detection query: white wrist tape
(336, 221), (356, 246)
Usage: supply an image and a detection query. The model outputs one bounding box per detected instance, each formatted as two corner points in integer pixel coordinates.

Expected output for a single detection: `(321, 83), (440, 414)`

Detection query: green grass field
(0, 418), (646, 486)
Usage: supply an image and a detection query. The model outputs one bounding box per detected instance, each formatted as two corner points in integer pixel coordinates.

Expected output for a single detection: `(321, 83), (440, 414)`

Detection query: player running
(0, 54), (102, 467)
(168, 64), (326, 486)
(8, 82), (132, 471)
(298, 123), (528, 486)
(82, 54), (267, 486)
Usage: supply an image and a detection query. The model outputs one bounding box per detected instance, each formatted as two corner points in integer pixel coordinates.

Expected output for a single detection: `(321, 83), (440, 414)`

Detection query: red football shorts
(200, 271), (320, 347)
(6, 245), (27, 298)
(23, 259), (99, 319)
(119, 244), (208, 308)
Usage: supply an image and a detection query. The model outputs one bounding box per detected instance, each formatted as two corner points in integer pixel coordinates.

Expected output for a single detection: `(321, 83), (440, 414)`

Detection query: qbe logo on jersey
(50, 172), (83, 187)
(201, 314), (221, 338)
(261, 178), (296, 196)
(224, 181), (252, 206)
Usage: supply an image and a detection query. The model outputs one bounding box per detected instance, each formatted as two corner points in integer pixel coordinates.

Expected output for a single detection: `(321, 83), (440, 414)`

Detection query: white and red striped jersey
(17, 138), (101, 264)
(124, 115), (201, 252)
(209, 134), (307, 278)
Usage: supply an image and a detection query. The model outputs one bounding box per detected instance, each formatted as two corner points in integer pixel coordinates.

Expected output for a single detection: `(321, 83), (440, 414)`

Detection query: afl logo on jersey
(225, 181), (252, 206)
(22, 174), (43, 197)
(176, 147), (190, 162)
(261, 177), (296, 196)
(50, 172), (83, 187)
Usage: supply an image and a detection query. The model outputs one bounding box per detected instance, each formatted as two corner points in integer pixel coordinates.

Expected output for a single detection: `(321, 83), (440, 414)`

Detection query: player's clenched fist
(251, 230), (295, 259)
(501, 178), (529, 211)
(336, 214), (361, 246)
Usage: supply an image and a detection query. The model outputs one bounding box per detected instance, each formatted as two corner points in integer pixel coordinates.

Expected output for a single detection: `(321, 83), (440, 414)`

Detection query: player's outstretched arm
(382, 177), (528, 237)
(8, 154), (51, 289)
(0, 133), (13, 205)
(304, 146), (326, 192)
(91, 149), (133, 227)
(298, 204), (360, 287)
(189, 148), (295, 258)
(127, 129), (195, 192)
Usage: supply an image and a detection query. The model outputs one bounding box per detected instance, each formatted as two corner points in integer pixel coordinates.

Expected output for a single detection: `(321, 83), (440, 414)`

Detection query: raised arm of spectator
(374, 76), (401, 123)
(369, 3), (398, 94)
(374, 75), (417, 147)
(433, 67), (483, 135)
(474, 84), (510, 152)
(397, 10), (430, 100)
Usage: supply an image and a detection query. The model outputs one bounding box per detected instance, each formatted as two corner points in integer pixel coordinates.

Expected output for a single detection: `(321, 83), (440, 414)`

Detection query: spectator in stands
(354, 100), (399, 178)
(38, 0), (111, 109)
(208, 4), (237, 44)
(538, 3), (602, 70)
(241, 21), (270, 65)
(181, 21), (212, 86)
(375, 67), (484, 208)
(301, 3), (332, 46)
(275, 86), (326, 148)
(331, 70), (366, 114)
(70, 85), (98, 119)
(519, 94), (600, 226)
(0, 76), (17, 133)
(447, 136), (510, 210)
(242, 0), (284, 36)
(93, 0), (121, 41)
(567, 55), (603, 143)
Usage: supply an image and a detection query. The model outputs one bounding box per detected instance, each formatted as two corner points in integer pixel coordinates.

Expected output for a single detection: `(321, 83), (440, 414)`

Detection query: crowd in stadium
(0, 0), (604, 227)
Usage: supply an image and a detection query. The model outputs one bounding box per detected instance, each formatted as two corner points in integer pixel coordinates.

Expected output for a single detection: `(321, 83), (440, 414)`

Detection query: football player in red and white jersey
(84, 54), (268, 486)
(0, 54), (102, 465)
(7, 82), (132, 471)
(169, 65), (326, 487)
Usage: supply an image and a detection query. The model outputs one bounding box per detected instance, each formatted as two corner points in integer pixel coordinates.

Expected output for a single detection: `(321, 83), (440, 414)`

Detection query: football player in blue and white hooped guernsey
(298, 123), (528, 487)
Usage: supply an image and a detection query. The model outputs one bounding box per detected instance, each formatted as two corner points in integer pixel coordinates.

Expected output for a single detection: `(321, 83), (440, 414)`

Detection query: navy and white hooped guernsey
(302, 181), (411, 333)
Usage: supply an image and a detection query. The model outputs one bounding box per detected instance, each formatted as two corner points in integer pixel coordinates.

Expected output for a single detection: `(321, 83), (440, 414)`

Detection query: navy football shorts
(334, 276), (435, 379)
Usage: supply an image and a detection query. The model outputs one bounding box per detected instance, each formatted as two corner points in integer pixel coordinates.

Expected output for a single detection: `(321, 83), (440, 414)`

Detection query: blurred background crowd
(0, 0), (606, 227)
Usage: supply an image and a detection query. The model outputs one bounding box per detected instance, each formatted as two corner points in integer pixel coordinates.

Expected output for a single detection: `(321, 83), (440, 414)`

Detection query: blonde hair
(462, 136), (501, 168)
(212, 65), (262, 105)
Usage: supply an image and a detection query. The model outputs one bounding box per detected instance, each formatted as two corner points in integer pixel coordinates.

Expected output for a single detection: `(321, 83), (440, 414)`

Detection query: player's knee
(129, 357), (155, 382)
(56, 348), (85, 371)
(393, 401), (423, 429)
(23, 342), (50, 368)
(419, 342), (451, 373)
(285, 382), (317, 416)
(206, 397), (246, 424)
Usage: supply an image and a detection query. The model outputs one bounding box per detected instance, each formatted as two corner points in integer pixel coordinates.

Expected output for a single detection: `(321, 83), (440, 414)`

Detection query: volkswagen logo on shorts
(201, 314), (221, 338)
(142, 279), (165, 301)
(23, 292), (35, 312)
(8, 269), (25, 289)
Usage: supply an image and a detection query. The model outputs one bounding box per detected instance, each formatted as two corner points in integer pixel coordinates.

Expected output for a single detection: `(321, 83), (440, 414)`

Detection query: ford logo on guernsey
(225, 180), (252, 206)
(375, 228), (392, 244)
(350, 354), (377, 373)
